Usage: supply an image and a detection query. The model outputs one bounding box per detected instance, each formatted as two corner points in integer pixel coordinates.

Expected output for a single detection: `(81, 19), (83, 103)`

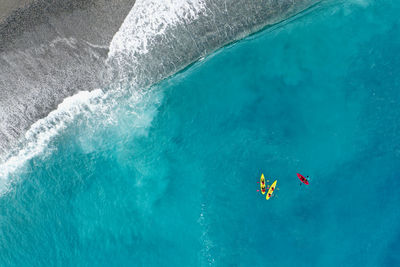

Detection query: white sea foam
(109, 0), (206, 57)
(0, 0), (208, 183)
(0, 89), (104, 181)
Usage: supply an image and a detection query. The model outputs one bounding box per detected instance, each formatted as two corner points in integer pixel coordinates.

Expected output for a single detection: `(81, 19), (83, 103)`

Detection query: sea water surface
(1, 0), (400, 266)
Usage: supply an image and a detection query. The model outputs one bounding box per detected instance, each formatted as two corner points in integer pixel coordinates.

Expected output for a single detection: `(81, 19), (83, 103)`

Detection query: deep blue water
(1, 0), (400, 266)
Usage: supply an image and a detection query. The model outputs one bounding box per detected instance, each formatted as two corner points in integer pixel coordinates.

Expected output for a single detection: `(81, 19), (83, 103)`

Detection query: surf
(0, 0), (320, 184)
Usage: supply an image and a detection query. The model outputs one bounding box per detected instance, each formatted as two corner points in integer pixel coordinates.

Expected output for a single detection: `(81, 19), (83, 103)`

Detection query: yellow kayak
(260, 174), (266, 194)
(266, 180), (277, 200)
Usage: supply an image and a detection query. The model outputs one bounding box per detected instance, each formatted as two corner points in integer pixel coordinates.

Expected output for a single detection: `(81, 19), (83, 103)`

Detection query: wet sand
(0, 0), (35, 23)
(0, 0), (136, 158)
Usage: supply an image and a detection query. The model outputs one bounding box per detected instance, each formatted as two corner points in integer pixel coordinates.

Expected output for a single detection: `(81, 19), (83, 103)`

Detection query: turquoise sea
(1, 0), (400, 266)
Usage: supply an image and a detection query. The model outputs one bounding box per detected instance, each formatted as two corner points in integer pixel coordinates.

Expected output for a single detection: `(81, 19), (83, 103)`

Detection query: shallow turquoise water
(1, 1), (400, 266)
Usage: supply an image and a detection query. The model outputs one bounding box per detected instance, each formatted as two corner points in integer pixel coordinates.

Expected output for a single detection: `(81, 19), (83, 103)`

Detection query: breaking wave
(0, 0), (320, 186)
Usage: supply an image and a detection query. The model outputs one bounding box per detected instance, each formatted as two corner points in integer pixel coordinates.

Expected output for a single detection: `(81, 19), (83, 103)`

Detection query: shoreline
(0, 0), (136, 159)
(0, 0), (319, 163)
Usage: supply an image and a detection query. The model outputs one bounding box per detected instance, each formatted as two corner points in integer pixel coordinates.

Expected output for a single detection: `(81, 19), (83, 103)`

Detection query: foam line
(109, 0), (206, 57)
(0, 90), (104, 180)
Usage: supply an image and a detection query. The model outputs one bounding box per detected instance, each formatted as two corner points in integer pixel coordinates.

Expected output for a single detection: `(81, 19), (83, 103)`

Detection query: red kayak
(297, 173), (309, 185)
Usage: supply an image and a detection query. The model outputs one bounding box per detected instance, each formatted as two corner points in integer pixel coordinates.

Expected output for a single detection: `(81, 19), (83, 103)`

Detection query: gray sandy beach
(0, 0), (34, 23)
